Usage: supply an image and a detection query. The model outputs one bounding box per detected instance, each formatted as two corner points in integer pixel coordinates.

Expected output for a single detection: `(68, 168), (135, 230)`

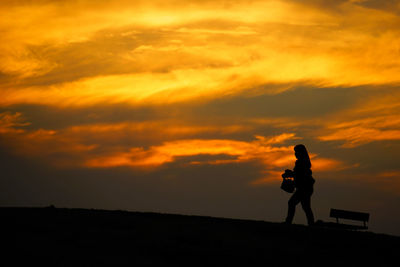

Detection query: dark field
(2, 207), (399, 266)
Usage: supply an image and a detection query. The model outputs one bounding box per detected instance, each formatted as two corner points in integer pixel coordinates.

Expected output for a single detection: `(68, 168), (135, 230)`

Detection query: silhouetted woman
(283, 144), (315, 225)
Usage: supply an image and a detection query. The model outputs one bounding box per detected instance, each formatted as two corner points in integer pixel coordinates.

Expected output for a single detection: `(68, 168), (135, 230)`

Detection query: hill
(2, 207), (399, 266)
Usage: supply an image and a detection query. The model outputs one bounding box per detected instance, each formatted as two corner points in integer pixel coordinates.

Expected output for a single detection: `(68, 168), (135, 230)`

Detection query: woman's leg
(300, 190), (314, 225)
(285, 191), (301, 224)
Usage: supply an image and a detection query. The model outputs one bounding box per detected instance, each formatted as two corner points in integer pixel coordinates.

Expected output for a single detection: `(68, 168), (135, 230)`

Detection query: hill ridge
(2, 207), (399, 266)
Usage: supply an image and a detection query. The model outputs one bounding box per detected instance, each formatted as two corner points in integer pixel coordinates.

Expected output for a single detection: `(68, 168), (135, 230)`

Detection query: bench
(329, 208), (369, 230)
(315, 208), (370, 230)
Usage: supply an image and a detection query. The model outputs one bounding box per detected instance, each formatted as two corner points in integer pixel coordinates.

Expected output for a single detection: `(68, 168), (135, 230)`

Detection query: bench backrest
(330, 208), (369, 222)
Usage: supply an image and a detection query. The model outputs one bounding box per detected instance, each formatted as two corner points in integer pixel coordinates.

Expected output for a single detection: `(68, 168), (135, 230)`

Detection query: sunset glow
(1, 0), (400, 235)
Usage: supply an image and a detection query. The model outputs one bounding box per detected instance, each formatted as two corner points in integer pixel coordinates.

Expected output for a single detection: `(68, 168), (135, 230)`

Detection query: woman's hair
(294, 144), (311, 168)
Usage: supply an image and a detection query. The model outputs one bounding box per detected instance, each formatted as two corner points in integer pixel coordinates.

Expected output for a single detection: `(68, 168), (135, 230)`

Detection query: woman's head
(294, 144), (311, 165)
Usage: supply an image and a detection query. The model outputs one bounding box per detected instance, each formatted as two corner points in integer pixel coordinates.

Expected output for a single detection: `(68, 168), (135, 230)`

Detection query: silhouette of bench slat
(330, 208), (369, 229)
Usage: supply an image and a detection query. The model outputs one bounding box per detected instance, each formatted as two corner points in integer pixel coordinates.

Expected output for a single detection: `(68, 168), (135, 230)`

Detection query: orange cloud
(84, 135), (295, 168)
(2, 1), (400, 107)
(250, 170), (283, 186)
(0, 112), (30, 133)
(310, 156), (355, 172)
(250, 154), (351, 186)
(0, 114), (272, 167)
(84, 133), (346, 185)
(317, 92), (400, 147)
(319, 127), (400, 148)
(0, 112), (350, 185)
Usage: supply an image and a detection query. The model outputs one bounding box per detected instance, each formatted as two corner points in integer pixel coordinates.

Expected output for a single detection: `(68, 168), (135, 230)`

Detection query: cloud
(0, 109), (295, 171)
(85, 134), (297, 168)
(353, 0), (400, 14)
(0, 111), (30, 133)
(317, 90), (400, 147)
(84, 133), (346, 186)
(2, 0), (400, 108)
(319, 126), (400, 148)
(3, 115), (339, 184)
(250, 154), (352, 185)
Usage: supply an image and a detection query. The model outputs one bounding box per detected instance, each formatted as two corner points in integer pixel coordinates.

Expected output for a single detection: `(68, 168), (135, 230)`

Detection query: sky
(1, 0), (400, 235)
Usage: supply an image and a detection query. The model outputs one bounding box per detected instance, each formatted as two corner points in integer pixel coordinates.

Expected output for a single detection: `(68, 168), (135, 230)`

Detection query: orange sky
(1, 0), (400, 235)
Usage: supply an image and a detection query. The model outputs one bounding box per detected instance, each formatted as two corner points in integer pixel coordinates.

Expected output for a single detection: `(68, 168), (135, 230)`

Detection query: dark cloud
(288, 0), (349, 10)
(355, 0), (400, 13)
(1, 84), (396, 143)
(334, 141), (400, 172)
(188, 85), (370, 119)
(0, 103), (160, 130)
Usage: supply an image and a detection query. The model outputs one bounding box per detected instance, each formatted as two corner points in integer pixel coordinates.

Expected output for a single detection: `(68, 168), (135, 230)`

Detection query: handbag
(281, 178), (295, 193)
